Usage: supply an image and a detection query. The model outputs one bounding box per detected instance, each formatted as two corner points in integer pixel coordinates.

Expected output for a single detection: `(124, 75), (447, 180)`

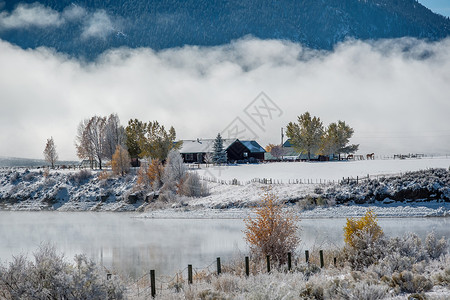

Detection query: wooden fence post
(217, 257), (221, 275)
(245, 256), (250, 277)
(266, 255), (271, 273)
(305, 250), (309, 263)
(150, 270), (156, 298)
(320, 250), (324, 268)
(287, 252), (292, 271)
(188, 265), (193, 284)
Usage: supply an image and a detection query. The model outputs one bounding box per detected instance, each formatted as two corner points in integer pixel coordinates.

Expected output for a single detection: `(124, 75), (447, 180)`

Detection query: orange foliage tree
(344, 209), (383, 248)
(111, 145), (131, 176)
(244, 190), (300, 264)
(137, 159), (164, 189)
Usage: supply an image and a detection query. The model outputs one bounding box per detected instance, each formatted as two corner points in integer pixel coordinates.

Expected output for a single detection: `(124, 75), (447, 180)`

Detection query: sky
(0, 2), (450, 160)
(419, 0), (450, 17)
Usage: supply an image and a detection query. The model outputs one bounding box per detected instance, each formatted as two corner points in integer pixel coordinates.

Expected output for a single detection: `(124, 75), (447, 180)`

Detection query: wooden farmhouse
(179, 139), (265, 163)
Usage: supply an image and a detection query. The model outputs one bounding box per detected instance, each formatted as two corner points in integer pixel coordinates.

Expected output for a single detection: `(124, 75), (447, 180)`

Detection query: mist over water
(0, 212), (448, 278)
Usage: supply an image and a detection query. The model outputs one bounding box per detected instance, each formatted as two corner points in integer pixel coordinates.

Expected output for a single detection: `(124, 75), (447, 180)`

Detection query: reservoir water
(0, 212), (448, 279)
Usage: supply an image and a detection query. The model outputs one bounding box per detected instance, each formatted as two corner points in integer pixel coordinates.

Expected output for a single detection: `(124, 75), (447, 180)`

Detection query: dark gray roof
(240, 140), (266, 153)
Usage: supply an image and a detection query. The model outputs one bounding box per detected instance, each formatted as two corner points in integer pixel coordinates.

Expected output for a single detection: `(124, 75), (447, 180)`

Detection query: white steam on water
(0, 37), (450, 160)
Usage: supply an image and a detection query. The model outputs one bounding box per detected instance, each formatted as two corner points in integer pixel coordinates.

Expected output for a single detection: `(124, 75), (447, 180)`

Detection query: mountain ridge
(0, 0), (449, 59)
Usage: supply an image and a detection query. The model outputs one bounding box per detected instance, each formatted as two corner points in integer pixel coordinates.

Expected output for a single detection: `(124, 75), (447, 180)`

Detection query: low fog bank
(1, 37), (450, 159)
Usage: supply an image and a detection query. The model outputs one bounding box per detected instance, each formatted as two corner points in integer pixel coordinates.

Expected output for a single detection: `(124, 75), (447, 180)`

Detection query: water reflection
(0, 212), (448, 279)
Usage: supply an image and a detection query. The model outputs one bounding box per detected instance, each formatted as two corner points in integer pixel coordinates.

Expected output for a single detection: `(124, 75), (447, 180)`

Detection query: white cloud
(81, 10), (115, 40)
(0, 3), (64, 29)
(62, 4), (87, 21)
(0, 37), (450, 160)
(0, 3), (116, 41)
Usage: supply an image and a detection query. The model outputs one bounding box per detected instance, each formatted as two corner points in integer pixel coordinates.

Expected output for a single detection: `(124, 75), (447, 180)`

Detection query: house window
(243, 152), (248, 158)
(186, 153), (194, 161)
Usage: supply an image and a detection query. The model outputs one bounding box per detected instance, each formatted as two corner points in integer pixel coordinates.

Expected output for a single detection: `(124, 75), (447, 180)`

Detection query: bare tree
(204, 152), (213, 167)
(75, 119), (95, 168)
(103, 114), (126, 160)
(75, 116), (107, 169)
(43, 137), (58, 168)
(270, 145), (285, 160)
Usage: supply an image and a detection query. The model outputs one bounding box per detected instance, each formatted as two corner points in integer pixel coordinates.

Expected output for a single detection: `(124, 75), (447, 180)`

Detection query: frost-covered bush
(178, 172), (209, 197)
(426, 231), (448, 259)
(9, 171), (20, 184)
(390, 271), (433, 293)
(68, 170), (92, 185)
(0, 244), (125, 299)
(162, 150), (186, 184)
(341, 230), (387, 270)
(23, 171), (36, 182)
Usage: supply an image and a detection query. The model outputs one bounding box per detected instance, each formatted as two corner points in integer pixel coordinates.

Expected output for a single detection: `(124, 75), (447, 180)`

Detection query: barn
(179, 138), (265, 163)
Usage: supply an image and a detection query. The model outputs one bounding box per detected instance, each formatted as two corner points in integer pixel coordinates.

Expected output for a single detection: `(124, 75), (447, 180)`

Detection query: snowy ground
(195, 156), (450, 183)
(0, 157), (449, 218)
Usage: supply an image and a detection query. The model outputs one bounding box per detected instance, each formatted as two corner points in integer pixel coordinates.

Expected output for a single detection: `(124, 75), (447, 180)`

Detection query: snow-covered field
(196, 156), (450, 182)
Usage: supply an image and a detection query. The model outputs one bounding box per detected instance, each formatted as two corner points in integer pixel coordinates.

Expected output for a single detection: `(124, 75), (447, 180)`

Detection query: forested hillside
(0, 0), (449, 59)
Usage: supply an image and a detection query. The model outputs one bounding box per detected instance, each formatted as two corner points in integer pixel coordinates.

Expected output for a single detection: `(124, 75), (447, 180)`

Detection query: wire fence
(199, 175), (372, 186)
(123, 250), (336, 299)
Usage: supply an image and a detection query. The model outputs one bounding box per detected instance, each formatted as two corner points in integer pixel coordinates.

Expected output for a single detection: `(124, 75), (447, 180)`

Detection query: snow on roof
(178, 139), (236, 153)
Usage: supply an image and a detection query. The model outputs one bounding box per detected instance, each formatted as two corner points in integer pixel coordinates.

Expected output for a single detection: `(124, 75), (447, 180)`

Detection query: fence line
(198, 175), (379, 186)
(125, 250), (336, 298)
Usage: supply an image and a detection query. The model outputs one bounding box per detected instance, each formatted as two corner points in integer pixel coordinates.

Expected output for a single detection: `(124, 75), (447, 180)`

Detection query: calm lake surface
(0, 212), (449, 279)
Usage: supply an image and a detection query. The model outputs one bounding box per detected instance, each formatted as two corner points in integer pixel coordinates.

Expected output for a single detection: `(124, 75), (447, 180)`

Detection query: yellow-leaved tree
(344, 209), (383, 248)
(244, 190), (299, 264)
(111, 145), (131, 176)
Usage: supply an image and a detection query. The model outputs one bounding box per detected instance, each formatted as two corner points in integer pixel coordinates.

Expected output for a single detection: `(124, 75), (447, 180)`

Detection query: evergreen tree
(212, 133), (227, 164)
(286, 112), (324, 161)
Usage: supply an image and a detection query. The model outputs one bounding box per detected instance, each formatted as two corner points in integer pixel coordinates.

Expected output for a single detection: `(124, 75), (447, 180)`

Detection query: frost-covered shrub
(178, 172), (209, 197)
(314, 187), (323, 194)
(433, 265), (450, 287)
(212, 273), (241, 293)
(341, 231), (387, 270)
(44, 177), (56, 187)
(383, 233), (428, 271)
(9, 171), (20, 184)
(162, 150), (186, 184)
(335, 281), (389, 300)
(390, 271), (433, 293)
(0, 244), (125, 299)
(69, 170), (92, 185)
(158, 188), (177, 202)
(425, 231), (448, 259)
